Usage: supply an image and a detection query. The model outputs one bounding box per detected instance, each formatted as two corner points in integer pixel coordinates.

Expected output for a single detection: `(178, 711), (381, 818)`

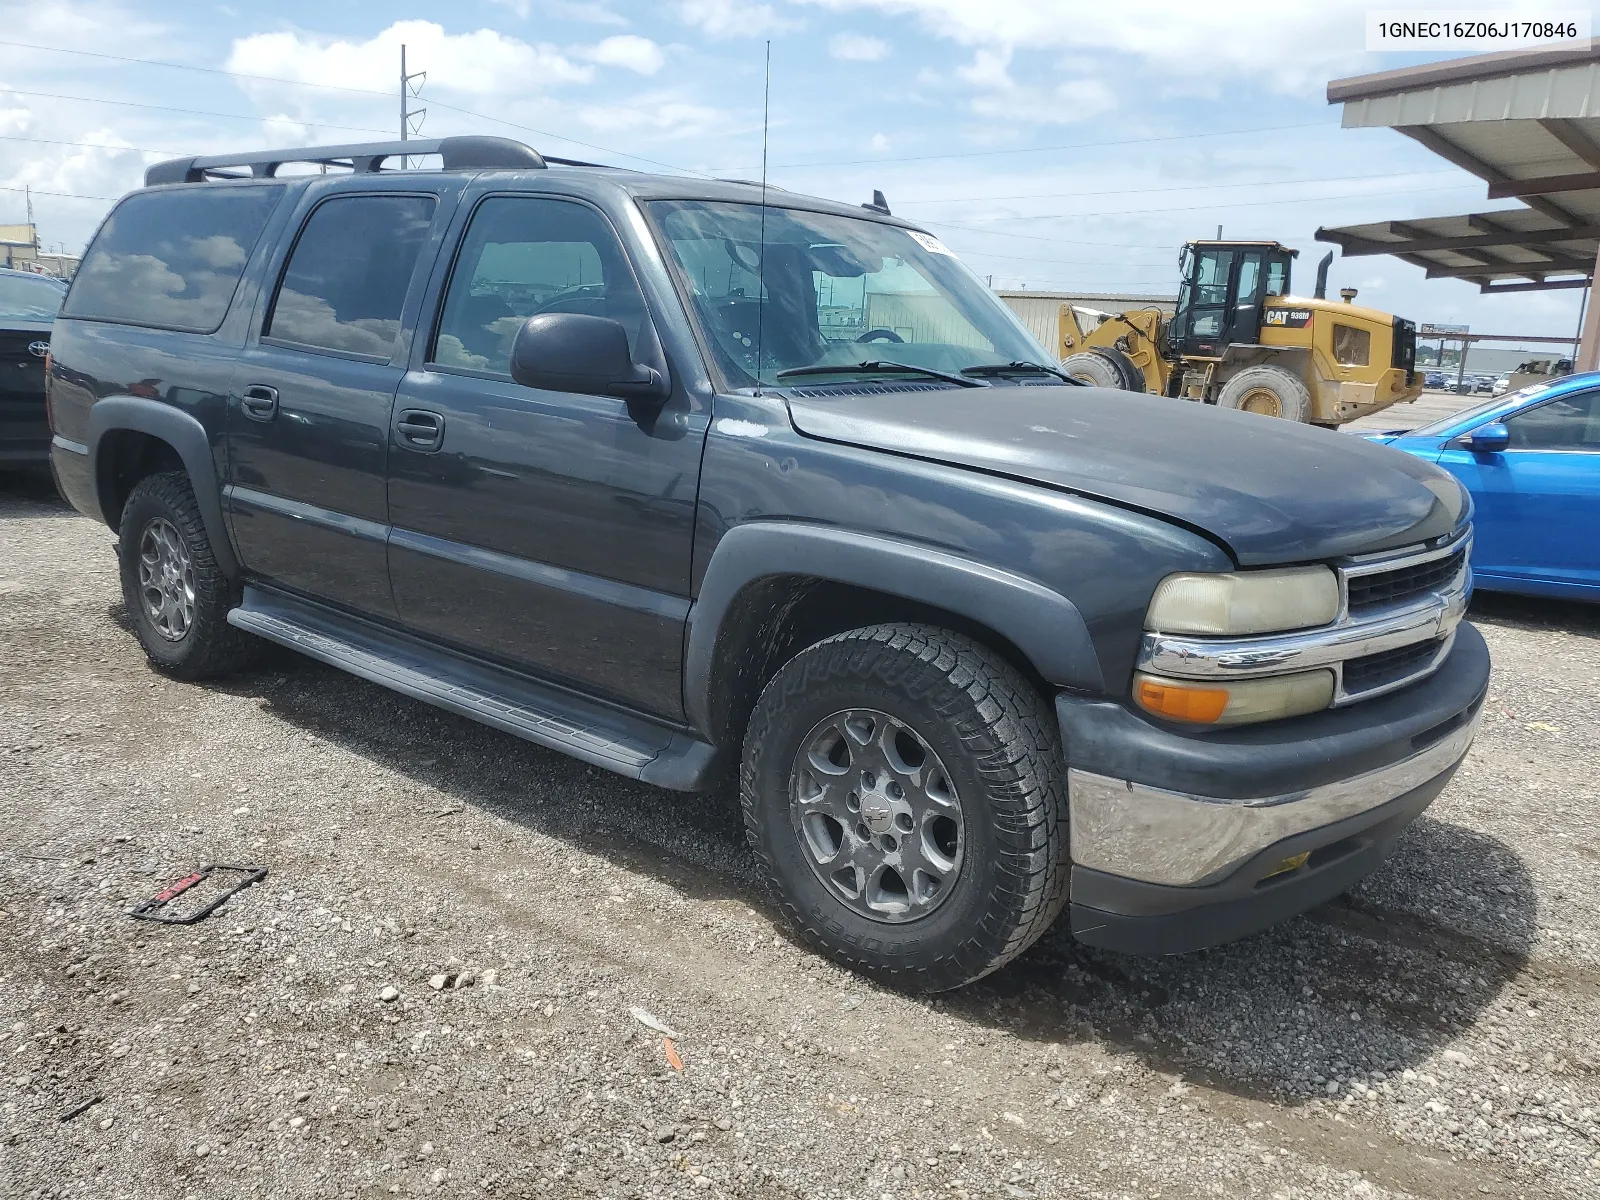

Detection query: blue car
(1366, 372), (1600, 601)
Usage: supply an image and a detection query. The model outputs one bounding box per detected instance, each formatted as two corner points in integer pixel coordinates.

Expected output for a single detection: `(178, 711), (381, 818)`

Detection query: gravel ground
(3, 472), (1598, 1200)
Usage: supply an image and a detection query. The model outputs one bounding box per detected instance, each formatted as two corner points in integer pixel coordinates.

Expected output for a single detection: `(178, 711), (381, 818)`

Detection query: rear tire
(118, 471), (261, 680)
(740, 623), (1070, 991)
(1062, 349), (1142, 392)
(1216, 364), (1311, 422)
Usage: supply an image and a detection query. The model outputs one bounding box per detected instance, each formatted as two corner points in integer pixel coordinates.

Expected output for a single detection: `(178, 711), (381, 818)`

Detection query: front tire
(740, 624), (1070, 991)
(118, 471), (261, 680)
(1216, 364), (1311, 422)
(1062, 348), (1142, 392)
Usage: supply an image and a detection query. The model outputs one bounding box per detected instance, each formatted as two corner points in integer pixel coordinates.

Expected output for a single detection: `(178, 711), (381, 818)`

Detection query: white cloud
(829, 32), (890, 61)
(794, 0), (1379, 94)
(955, 47), (1011, 90)
(676, 0), (802, 39)
(491, 0), (630, 21)
(577, 97), (730, 140)
(225, 20), (593, 98)
(583, 34), (666, 75)
(4, 0), (169, 59)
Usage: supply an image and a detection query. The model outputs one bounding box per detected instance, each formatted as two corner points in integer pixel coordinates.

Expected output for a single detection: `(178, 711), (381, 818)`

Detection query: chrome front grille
(1137, 528), (1472, 708)
(1342, 636), (1450, 694)
(1346, 545), (1468, 615)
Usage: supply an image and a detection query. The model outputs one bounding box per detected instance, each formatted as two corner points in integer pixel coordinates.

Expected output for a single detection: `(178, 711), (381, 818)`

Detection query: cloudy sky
(0, 0), (1586, 338)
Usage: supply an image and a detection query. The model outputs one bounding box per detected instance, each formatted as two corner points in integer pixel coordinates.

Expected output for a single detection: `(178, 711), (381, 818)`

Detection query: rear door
(225, 180), (459, 618)
(1439, 387), (1600, 588)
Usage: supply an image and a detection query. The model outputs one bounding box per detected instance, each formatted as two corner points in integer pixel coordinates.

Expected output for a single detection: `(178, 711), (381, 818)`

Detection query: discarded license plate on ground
(129, 863), (268, 924)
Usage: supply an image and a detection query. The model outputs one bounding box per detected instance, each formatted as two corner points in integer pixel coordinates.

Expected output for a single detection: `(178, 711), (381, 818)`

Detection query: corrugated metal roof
(1325, 43), (1600, 290)
(1317, 207), (1598, 290)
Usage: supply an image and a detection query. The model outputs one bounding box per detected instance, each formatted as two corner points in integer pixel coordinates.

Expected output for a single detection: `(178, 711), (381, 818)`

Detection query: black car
(0, 267), (67, 470)
(47, 137), (1489, 988)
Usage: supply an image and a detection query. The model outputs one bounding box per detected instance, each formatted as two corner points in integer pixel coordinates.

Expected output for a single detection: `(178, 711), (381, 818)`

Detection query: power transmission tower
(400, 44), (427, 168)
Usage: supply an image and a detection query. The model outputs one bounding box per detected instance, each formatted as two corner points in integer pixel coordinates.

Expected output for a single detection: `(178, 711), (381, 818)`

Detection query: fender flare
(88, 397), (241, 579)
(683, 522), (1105, 738)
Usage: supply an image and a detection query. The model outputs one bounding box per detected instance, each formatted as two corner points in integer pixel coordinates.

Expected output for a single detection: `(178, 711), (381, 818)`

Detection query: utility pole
(400, 45), (427, 168)
(26, 185), (36, 264)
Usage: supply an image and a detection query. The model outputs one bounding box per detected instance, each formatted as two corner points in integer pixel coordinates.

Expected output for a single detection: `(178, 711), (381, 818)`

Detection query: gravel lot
(2, 470), (1598, 1200)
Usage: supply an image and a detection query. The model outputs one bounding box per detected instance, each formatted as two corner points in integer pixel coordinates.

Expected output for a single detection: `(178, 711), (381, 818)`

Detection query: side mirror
(510, 313), (669, 403)
(1467, 422), (1509, 454)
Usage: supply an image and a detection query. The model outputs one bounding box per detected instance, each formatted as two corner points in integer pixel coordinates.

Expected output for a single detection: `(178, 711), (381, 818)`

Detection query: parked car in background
(1492, 376), (1511, 396)
(1424, 370), (1447, 388)
(0, 267), (68, 471)
(1367, 372), (1600, 601)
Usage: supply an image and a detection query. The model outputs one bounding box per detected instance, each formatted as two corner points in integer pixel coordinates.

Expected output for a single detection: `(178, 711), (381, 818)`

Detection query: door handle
(240, 385), (279, 422)
(396, 409), (444, 451)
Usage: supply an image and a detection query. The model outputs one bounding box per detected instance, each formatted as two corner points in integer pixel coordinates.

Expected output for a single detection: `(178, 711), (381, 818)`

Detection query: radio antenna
(753, 39), (771, 396)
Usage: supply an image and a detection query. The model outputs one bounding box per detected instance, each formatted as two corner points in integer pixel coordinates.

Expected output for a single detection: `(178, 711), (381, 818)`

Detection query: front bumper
(1060, 620), (1489, 954)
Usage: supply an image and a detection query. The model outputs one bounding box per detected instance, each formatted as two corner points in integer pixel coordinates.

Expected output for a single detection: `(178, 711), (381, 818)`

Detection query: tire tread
(740, 622), (1070, 991)
(118, 471), (261, 680)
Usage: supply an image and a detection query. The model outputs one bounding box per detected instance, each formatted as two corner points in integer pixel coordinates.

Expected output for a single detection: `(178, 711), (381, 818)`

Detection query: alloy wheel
(137, 517), (196, 641)
(788, 708), (964, 923)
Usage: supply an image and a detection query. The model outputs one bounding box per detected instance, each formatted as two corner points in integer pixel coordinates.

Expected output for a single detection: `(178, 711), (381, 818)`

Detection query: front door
(386, 192), (707, 720)
(226, 186), (450, 619)
(1439, 387), (1600, 589)
(1174, 247), (1236, 358)
(1229, 250), (1266, 344)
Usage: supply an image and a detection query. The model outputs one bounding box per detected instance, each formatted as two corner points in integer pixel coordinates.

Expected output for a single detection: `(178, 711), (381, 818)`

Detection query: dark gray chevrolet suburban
(46, 136), (1489, 990)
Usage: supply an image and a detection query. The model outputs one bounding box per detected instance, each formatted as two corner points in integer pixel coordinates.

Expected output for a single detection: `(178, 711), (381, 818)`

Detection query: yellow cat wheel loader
(1057, 241), (1421, 425)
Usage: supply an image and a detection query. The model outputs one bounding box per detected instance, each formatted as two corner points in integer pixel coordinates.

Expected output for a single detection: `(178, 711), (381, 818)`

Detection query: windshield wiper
(773, 360), (987, 389)
(959, 360), (1081, 384)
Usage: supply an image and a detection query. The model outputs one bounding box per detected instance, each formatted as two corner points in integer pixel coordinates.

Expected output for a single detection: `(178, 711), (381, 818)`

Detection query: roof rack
(144, 136), (547, 187)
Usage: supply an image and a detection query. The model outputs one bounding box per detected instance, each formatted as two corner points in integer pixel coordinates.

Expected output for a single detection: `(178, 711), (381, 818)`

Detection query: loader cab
(1169, 241), (1296, 359)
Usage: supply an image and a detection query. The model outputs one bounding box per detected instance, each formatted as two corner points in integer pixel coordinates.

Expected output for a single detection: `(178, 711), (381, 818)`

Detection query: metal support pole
(1454, 337), (1468, 392)
(399, 45), (427, 171)
(1578, 245), (1600, 372)
(1572, 280), (1591, 375)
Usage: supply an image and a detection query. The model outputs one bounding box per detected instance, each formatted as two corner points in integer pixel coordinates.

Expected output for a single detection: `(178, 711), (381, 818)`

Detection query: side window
(266, 194), (436, 357)
(1195, 250), (1235, 307)
(1237, 254), (1262, 304)
(64, 185), (283, 333)
(433, 196), (646, 375)
(1504, 391), (1600, 450)
(1265, 257), (1290, 297)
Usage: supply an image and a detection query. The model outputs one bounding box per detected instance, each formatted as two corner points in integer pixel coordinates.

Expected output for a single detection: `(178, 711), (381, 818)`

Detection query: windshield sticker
(906, 230), (954, 257)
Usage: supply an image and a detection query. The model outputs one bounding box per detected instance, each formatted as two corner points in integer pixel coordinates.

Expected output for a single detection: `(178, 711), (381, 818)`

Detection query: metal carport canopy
(1321, 40), (1600, 365)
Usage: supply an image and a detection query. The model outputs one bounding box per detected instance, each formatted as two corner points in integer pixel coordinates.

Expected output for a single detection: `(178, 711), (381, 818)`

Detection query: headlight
(1134, 669), (1335, 726)
(1145, 566), (1339, 636)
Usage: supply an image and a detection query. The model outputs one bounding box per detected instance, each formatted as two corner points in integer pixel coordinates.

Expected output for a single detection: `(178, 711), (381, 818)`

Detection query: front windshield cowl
(646, 200), (1055, 392)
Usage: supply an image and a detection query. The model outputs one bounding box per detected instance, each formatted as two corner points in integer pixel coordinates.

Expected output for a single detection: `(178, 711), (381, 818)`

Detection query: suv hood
(784, 384), (1464, 565)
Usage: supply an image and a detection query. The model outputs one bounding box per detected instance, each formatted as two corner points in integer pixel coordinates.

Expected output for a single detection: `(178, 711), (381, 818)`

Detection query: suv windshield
(0, 272), (66, 322)
(649, 200), (1050, 389)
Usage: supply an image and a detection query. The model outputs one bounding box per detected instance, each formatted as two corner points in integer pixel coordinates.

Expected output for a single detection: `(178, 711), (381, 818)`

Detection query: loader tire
(1216, 365), (1311, 423)
(1062, 349), (1142, 392)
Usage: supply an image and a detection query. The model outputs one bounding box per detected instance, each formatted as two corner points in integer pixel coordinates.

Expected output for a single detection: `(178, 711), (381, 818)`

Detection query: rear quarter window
(63, 185), (284, 333)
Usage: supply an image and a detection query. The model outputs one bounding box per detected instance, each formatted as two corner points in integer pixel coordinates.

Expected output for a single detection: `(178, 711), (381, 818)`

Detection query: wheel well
(96, 430), (185, 527)
(704, 575), (1051, 752)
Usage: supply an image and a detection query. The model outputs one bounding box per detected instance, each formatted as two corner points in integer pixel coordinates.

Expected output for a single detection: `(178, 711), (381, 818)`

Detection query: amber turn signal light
(1134, 677), (1229, 724)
